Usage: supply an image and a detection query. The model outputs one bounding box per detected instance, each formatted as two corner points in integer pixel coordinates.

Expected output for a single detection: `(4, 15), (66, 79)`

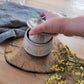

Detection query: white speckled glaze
(27, 18), (52, 44)
(29, 33), (52, 44)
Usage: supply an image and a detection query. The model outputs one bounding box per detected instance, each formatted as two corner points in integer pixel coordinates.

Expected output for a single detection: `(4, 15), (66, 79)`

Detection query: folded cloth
(0, 1), (43, 43)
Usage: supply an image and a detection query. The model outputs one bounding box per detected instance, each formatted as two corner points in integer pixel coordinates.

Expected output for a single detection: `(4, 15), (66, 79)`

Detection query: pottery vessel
(23, 28), (53, 57)
(23, 18), (53, 57)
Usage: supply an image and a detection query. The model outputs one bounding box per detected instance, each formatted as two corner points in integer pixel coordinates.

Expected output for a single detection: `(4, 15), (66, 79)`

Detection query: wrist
(60, 17), (72, 36)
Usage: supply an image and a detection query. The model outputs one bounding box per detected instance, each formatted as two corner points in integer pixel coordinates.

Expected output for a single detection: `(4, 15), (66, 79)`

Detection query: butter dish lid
(27, 18), (44, 29)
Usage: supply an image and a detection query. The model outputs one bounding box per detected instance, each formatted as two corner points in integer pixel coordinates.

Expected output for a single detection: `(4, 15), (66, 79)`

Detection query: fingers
(40, 10), (48, 17)
(29, 17), (62, 35)
(29, 11), (63, 36)
(40, 10), (59, 20)
(29, 22), (48, 35)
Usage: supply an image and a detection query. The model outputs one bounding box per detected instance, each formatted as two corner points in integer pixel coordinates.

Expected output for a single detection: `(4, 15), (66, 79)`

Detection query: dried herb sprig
(44, 43), (84, 84)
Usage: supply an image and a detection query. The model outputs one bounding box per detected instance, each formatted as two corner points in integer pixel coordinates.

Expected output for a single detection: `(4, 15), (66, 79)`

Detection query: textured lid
(27, 18), (44, 28)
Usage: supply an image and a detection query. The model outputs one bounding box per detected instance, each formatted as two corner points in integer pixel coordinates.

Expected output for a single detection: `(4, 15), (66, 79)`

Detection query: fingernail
(29, 31), (33, 35)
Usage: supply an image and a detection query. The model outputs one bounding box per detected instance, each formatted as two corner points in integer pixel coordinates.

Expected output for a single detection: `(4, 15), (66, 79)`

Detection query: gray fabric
(0, 1), (43, 43)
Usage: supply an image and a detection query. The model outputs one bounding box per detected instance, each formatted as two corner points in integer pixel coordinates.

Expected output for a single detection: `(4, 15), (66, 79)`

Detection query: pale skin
(29, 10), (84, 37)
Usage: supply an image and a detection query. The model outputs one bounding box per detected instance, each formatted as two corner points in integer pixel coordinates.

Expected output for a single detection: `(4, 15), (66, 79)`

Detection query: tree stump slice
(5, 37), (62, 73)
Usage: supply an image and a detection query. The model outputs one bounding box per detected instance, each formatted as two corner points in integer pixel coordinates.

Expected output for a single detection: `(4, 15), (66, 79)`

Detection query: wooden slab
(2, 38), (75, 84)
(4, 37), (62, 73)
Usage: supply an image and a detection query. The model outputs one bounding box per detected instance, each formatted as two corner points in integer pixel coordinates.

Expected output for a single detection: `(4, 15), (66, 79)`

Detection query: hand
(29, 10), (84, 37)
(29, 10), (65, 35)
